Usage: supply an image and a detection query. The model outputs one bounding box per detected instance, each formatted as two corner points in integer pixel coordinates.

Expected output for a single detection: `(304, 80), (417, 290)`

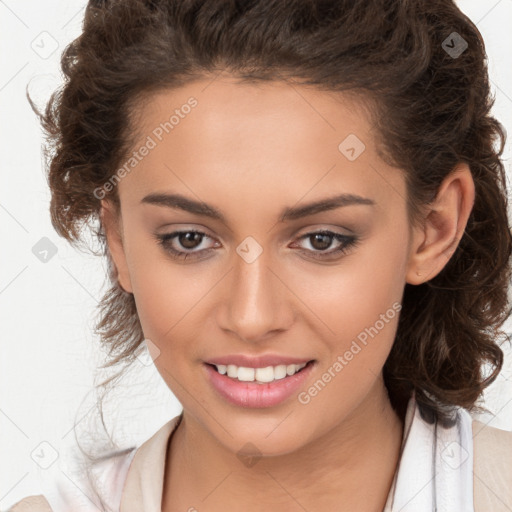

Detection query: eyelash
(154, 229), (359, 261)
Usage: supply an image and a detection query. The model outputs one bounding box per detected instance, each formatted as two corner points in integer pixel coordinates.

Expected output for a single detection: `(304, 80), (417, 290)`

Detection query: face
(102, 74), (416, 456)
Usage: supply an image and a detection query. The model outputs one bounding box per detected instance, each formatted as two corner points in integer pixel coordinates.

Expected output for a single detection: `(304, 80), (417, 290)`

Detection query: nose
(217, 248), (294, 343)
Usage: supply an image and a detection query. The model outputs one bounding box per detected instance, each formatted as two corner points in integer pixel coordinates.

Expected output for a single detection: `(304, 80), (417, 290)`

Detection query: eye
(291, 230), (359, 260)
(154, 229), (359, 262)
(155, 230), (218, 261)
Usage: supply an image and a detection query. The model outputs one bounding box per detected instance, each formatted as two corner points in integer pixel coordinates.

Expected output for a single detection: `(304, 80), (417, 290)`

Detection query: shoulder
(472, 417), (512, 455)
(7, 415), (183, 512)
(472, 418), (512, 511)
(8, 495), (53, 512)
(8, 448), (138, 512)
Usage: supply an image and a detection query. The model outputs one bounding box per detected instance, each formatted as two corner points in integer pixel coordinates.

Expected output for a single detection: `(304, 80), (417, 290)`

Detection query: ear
(100, 199), (133, 294)
(406, 163), (475, 285)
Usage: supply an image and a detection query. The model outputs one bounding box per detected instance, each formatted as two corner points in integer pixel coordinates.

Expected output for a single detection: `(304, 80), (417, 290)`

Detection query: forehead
(118, 75), (404, 216)
(132, 76), (375, 153)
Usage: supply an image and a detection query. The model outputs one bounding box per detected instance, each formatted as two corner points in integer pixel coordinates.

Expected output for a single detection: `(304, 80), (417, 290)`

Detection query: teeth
(214, 362), (308, 383)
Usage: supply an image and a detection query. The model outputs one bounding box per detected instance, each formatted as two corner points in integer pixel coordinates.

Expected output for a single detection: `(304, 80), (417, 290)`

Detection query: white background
(1, 0), (511, 509)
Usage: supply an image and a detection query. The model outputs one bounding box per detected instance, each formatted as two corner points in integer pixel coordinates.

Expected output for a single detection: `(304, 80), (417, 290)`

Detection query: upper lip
(204, 354), (314, 368)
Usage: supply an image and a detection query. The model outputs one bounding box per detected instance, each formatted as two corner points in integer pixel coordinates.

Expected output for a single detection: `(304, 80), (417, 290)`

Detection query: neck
(164, 379), (405, 512)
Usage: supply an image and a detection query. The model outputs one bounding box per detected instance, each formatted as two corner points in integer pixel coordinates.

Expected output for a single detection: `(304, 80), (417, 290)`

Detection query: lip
(203, 360), (316, 408)
(204, 354), (314, 368)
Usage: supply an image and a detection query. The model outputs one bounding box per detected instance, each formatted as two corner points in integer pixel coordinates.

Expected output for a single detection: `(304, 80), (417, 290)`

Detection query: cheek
(123, 229), (215, 354)
(288, 241), (407, 416)
(287, 228), (407, 359)
(130, 262), (213, 339)
(129, 263), (213, 390)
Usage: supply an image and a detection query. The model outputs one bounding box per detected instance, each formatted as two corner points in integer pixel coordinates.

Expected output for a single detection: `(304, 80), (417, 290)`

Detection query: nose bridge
(220, 241), (290, 341)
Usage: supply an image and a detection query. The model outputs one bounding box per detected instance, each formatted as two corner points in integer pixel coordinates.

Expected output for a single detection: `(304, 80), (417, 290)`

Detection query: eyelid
(293, 224), (356, 237)
(155, 226), (359, 262)
(156, 224), (353, 246)
(291, 230), (358, 256)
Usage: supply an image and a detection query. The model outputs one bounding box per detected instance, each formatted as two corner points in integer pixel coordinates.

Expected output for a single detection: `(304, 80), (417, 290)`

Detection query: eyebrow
(140, 192), (375, 223)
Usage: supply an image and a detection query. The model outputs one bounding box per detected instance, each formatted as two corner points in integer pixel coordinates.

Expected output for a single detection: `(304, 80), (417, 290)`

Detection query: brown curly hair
(28, 0), (512, 436)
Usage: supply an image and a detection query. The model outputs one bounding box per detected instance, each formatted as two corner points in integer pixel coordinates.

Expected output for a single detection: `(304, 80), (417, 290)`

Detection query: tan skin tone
(102, 73), (475, 512)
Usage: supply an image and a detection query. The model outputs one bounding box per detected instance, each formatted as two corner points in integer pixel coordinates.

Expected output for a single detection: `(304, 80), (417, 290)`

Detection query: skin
(102, 73), (475, 511)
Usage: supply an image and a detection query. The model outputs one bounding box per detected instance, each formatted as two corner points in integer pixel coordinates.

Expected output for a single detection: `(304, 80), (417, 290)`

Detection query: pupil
(180, 232), (201, 249)
(311, 233), (331, 250)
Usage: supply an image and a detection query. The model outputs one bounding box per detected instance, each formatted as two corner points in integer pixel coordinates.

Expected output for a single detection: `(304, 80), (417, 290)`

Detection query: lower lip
(203, 361), (316, 408)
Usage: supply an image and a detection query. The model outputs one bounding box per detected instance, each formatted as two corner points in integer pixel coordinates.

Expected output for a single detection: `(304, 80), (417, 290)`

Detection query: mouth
(203, 360), (317, 408)
(204, 359), (316, 383)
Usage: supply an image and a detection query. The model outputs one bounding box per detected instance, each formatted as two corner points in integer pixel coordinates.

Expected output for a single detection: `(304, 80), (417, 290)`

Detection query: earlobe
(406, 163), (475, 285)
(100, 200), (133, 294)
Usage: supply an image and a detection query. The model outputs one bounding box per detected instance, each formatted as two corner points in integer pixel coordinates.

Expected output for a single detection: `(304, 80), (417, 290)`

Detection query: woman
(11, 0), (512, 510)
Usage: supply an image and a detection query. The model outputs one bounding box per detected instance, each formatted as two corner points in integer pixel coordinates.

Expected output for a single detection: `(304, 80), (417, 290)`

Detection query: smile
(203, 360), (316, 408)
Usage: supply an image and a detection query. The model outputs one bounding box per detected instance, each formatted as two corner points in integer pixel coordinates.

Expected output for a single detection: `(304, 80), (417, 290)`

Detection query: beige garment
(472, 418), (512, 510)
(8, 415), (512, 512)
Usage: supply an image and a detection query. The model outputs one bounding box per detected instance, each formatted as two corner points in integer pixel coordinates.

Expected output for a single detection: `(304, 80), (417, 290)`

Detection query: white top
(9, 390), (512, 511)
